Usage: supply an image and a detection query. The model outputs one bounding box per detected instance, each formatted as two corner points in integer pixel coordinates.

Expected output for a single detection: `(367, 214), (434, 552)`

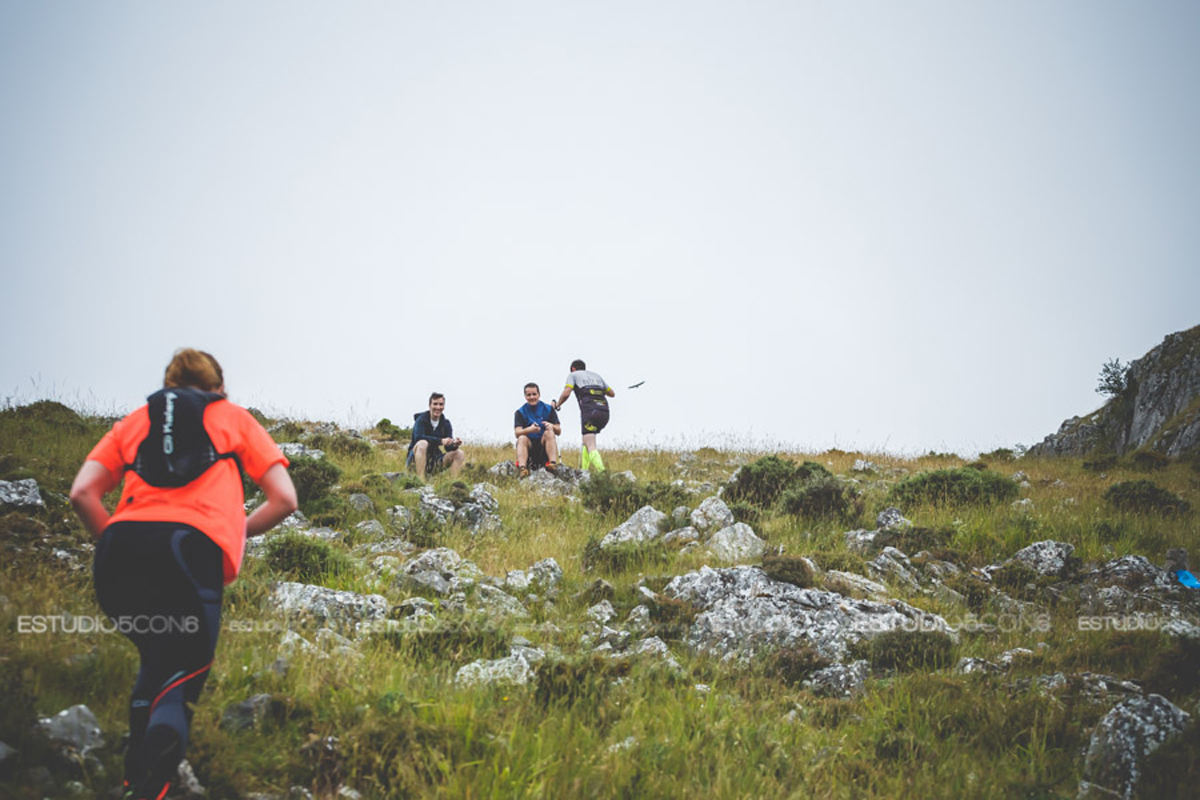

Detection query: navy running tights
(94, 521), (223, 789)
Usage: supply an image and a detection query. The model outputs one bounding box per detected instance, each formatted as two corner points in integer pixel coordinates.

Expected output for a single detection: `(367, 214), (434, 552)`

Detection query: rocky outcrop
(662, 565), (955, 661)
(1031, 325), (1200, 458)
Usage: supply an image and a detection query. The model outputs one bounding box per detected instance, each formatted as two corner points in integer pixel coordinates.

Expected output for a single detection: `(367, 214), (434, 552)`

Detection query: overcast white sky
(2, 2), (1197, 455)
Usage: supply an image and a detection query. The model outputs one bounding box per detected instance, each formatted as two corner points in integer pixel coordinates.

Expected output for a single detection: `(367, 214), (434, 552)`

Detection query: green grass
(2, 402), (1198, 798)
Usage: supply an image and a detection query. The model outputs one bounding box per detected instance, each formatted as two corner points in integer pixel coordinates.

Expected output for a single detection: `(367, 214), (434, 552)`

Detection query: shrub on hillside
(980, 448), (1016, 462)
(761, 554), (816, 588)
(307, 433), (373, 459)
(887, 467), (1018, 507)
(375, 418), (411, 442)
(855, 629), (955, 672)
(1103, 480), (1190, 515)
(289, 456), (341, 506)
(263, 532), (353, 582)
(578, 471), (689, 518)
(723, 457), (824, 508)
(535, 656), (631, 709)
(780, 476), (863, 522)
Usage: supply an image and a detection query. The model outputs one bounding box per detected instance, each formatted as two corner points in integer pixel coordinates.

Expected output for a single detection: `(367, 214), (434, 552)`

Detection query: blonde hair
(163, 348), (225, 394)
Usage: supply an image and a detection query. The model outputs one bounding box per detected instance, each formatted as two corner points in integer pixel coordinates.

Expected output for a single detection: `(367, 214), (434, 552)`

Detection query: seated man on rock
(514, 382), (561, 478)
(407, 392), (465, 480)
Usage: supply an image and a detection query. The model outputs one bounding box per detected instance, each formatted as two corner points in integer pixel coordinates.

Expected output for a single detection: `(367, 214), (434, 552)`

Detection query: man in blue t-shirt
(407, 392), (465, 480)
(514, 382), (561, 478)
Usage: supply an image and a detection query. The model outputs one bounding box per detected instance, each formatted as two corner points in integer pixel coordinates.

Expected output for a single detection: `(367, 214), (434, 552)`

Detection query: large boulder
(705, 523), (767, 563)
(599, 506), (668, 550)
(690, 497), (735, 534)
(1078, 694), (1190, 799)
(662, 565), (955, 661)
(271, 582), (389, 627)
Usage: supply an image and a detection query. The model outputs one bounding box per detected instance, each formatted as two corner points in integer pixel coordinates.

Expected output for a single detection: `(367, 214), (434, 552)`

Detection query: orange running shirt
(86, 399), (288, 584)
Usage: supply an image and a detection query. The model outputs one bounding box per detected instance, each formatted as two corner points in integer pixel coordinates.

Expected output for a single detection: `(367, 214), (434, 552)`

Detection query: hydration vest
(129, 388), (240, 487)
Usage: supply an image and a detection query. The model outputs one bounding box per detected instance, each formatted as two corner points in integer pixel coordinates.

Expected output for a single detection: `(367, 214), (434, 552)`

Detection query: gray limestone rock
(455, 652), (537, 687)
(0, 478), (44, 510)
(875, 507), (911, 530)
(1078, 694), (1190, 799)
(866, 547), (919, 591)
(418, 492), (457, 524)
(355, 519), (386, 539)
(990, 540), (1077, 578)
(489, 460), (518, 478)
(37, 705), (103, 757)
(385, 505), (413, 532)
(956, 657), (1004, 675)
(348, 493), (374, 512)
(663, 565), (954, 661)
(277, 443), (326, 460)
(471, 584), (528, 619)
(469, 483), (500, 511)
(706, 523), (767, 563)
(600, 505), (667, 549)
(844, 529), (881, 555)
(690, 496), (735, 534)
(851, 459), (877, 473)
(802, 660), (870, 698)
(397, 547), (482, 595)
(587, 600), (616, 624)
(271, 582), (389, 627)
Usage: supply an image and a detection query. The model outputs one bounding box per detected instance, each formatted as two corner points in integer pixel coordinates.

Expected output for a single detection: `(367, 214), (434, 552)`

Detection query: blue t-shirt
(514, 402), (559, 440)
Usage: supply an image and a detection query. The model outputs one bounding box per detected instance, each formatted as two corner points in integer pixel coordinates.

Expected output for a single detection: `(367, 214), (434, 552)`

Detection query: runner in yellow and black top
(552, 359), (615, 472)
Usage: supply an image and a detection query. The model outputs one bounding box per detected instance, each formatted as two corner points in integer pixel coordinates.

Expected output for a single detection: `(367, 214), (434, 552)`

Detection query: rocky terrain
(1, 400), (1198, 798)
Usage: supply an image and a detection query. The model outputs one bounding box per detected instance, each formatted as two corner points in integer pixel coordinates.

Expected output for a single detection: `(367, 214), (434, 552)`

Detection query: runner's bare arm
(69, 460), (121, 537)
(246, 463), (299, 537)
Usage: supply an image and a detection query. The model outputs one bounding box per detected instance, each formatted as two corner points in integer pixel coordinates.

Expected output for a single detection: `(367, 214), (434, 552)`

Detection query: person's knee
(448, 450), (465, 464)
(413, 440), (429, 455)
(543, 428), (557, 442)
(516, 435), (531, 446)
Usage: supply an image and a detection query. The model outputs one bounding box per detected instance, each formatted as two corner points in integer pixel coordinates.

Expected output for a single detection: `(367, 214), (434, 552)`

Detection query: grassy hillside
(2, 402), (1199, 798)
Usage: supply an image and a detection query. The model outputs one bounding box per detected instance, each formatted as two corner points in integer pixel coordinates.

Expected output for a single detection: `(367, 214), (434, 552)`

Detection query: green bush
(780, 476), (862, 522)
(578, 471), (689, 518)
(263, 532), (353, 582)
(307, 433), (373, 459)
(761, 554), (816, 588)
(855, 629), (955, 672)
(726, 501), (760, 525)
(721, 457), (790, 507)
(289, 456), (342, 506)
(1103, 480), (1190, 515)
(376, 418), (411, 442)
(534, 656), (630, 709)
(980, 448), (1015, 462)
(887, 467), (1018, 507)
